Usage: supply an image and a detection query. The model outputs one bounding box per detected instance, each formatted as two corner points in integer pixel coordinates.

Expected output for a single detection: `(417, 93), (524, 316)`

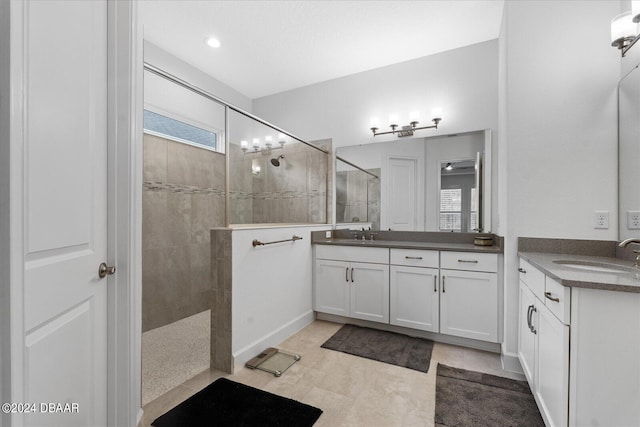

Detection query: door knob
(98, 262), (116, 278)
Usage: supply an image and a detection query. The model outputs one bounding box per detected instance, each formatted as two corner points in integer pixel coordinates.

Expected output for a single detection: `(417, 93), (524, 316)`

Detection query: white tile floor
(139, 320), (524, 427)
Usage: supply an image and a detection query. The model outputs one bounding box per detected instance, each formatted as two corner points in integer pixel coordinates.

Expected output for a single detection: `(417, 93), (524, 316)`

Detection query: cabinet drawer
(519, 259), (545, 301)
(441, 251), (497, 272)
(390, 249), (439, 268)
(544, 277), (571, 325)
(315, 245), (389, 264)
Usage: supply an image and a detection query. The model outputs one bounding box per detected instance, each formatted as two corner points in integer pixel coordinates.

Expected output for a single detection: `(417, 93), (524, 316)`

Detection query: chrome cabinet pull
(433, 275), (437, 292)
(442, 276), (446, 293)
(526, 305), (533, 330)
(530, 307), (537, 334)
(458, 259), (479, 263)
(518, 267), (527, 273)
(544, 292), (560, 303)
(98, 262), (116, 279)
(351, 267), (354, 283)
(405, 256), (423, 260)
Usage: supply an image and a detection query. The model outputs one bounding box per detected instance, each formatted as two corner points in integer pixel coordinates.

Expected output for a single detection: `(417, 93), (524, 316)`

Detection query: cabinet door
(440, 269), (498, 342)
(315, 259), (350, 316)
(390, 266), (439, 332)
(518, 281), (537, 385)
(350, 262), (390, 323)
(536, 303), (569, 427)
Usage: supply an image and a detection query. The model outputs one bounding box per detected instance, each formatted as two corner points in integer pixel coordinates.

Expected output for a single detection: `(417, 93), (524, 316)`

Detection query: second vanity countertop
(314, 238), (503, 254)
(519, 251), (640, 293)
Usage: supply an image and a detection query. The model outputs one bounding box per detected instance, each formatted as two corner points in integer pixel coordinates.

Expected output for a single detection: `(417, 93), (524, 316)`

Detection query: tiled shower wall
(142, 133), (226, 332)
(229, 140), (330, 224)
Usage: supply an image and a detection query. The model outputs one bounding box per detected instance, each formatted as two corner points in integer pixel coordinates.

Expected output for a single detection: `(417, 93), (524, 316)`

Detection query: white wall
(253, 40), (498, 149)
(0, 0), (9, 423)
(143, 40), (252, 112)
(501, 0), (620, 361)
(231, 225), (329, 366)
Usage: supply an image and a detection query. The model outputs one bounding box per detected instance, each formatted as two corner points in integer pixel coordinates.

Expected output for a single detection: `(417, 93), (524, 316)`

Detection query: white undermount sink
(552, 259), (636, 273)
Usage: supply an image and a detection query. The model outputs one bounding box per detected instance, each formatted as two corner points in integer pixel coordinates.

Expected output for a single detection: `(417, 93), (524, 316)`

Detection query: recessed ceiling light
(206, 37), (221, 48)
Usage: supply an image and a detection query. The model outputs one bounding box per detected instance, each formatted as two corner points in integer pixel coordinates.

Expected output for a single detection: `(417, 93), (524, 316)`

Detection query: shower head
(271, 155), (285, 167)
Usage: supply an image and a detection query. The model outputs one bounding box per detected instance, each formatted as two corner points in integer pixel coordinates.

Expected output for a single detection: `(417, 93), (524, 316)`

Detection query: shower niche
(228, 110), (329, 225)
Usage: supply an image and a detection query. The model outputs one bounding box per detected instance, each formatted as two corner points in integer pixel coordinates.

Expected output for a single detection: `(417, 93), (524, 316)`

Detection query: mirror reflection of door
(439, 159), (477, 232)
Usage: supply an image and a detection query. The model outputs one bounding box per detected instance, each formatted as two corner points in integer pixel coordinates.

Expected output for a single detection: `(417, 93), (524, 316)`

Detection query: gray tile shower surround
(142, 134), (226, 332)
(228, 139), (330, 225)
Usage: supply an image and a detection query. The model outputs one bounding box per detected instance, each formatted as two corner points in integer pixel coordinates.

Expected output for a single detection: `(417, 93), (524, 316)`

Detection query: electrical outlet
(325, 230), (332, 238)
(628, 211), (640, 229)
(593, 211), (609, 229)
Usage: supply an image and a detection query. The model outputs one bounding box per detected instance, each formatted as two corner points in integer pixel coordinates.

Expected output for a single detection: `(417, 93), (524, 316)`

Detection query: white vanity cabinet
(389, 249), (440, 332)
(517, 258), (572, 427)
(440, 252), (499, 342)
(315, 246), (389, 323)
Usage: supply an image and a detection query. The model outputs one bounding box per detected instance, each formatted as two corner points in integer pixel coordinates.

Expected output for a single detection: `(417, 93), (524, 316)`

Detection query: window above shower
(143, 109), (219, 152)
(143, 69), (225, 154)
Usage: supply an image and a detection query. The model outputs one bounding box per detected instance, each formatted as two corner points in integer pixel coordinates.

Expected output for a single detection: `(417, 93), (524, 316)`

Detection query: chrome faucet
(619, 238), (640, 268)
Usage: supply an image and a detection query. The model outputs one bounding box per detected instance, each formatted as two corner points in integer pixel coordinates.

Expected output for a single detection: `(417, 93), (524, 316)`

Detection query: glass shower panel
(228, 110), (328, 225)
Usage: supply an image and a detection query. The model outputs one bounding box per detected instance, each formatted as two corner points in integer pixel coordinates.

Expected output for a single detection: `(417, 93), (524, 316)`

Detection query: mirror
(336, 129), (491, 232)
(619, 65), (640, 240)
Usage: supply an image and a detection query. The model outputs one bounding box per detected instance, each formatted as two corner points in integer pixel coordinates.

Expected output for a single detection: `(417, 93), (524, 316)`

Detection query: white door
(315, 260), (350, 316)
(385, 157), (418, 230)
(390, 266), (439, 332)
(350, 262), (389, 323)
(536, 303), (569, 427)
(518, 281), (537, 385)
(439, 270), (498, 342)
(22, 1), (109, 426)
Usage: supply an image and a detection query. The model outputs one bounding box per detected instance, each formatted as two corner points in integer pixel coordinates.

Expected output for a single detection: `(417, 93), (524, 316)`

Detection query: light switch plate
(325, 231), (332, 238)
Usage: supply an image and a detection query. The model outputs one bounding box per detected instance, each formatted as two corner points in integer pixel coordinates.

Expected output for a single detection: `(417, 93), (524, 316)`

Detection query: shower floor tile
(141, 310), (210, 406)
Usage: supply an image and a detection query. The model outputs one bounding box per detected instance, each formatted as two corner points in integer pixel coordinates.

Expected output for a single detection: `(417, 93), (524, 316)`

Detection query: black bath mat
(151, 377), (323, 427)
(435, 364), (544, 427)
(320, 324), (434, 372)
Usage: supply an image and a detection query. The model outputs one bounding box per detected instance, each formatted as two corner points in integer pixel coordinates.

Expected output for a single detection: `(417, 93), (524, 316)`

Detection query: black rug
(320, 324), (434, 372)
(435, 364), (544, 427)
(151, 377), (323, 427)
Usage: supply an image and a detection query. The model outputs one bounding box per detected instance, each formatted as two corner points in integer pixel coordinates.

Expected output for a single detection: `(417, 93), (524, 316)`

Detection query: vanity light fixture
(240, 134), (287, 154)
(611, 5), (640, 57)
(370, 108), (442, 137)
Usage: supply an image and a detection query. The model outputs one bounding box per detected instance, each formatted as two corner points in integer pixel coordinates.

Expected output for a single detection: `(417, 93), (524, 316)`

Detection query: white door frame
(0, 1), (142, 426)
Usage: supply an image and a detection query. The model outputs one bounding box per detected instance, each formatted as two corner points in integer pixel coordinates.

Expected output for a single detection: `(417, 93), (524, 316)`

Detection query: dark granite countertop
(314, 238), (503, 254)
(518, 251), (640, 293)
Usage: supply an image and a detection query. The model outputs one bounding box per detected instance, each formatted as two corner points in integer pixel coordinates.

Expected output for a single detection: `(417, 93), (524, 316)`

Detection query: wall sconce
(611, 4), (640, 57)
(370, 108), (442, 137)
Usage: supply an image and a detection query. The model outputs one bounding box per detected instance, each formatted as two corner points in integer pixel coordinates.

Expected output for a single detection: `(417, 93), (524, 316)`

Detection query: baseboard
(233, 311), (315, 370)
(316, 312), (502, 353)
(500, 351), (524, 374)
(136, 408), (144, 427)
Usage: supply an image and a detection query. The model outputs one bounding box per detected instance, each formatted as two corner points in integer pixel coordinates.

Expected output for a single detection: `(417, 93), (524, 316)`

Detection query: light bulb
(389, 114), (399, 126)
(369, 117), (379, 128)
(611, 12), (636, 46)
(431, 107), (443, 119)
(206, 37), (221, 48)
(409, 111), (420, 122)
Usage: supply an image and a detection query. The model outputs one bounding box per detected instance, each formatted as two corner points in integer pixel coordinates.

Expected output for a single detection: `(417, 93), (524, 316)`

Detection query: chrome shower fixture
(271, 155), (285, 167)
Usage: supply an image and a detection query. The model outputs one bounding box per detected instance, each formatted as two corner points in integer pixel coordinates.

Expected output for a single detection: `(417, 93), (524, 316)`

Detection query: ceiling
(139, 1), (505, 100)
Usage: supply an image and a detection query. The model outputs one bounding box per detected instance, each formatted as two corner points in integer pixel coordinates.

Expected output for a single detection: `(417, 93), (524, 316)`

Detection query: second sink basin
(552, 259), (636, 273)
